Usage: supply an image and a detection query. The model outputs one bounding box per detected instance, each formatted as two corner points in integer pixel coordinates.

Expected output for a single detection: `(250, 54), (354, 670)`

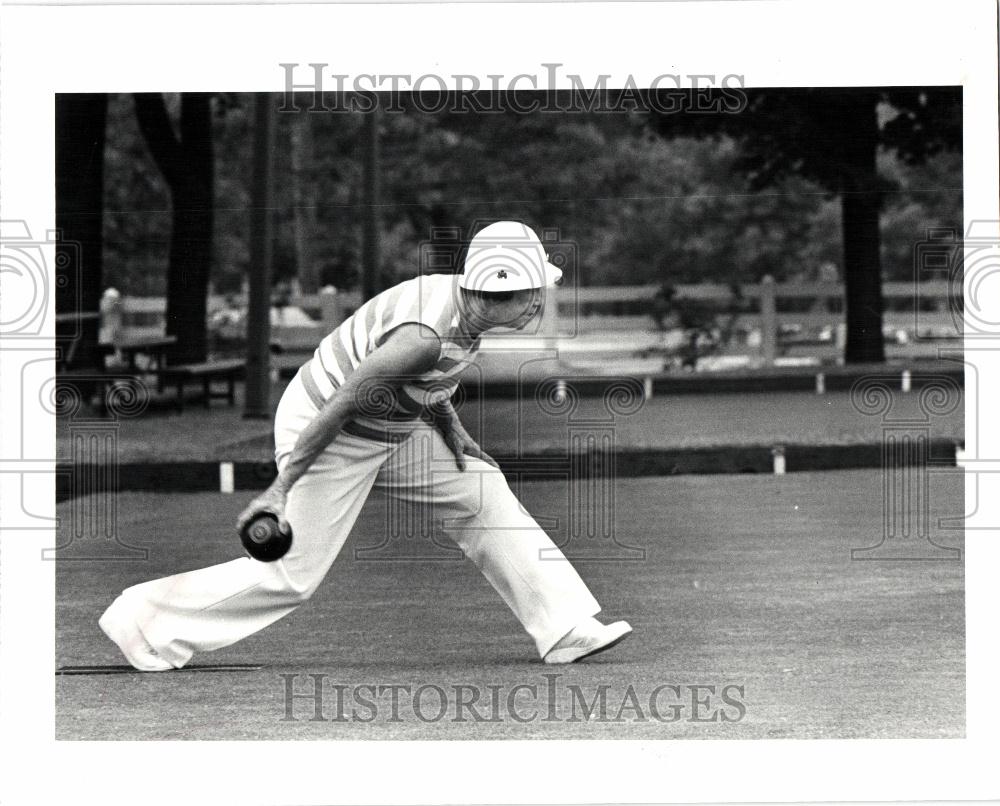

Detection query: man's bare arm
(236, 324), (440, 533)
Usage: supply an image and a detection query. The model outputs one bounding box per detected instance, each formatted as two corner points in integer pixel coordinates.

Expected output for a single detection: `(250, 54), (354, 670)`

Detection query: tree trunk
(361, 106), (381, 299)
(244, 94), (276, 419)
(165, 178), (213, 363)
(166, 95), (214, 363)
(428, 201), (464, 274)
(55, 93), (107, 369)
(839, 94), (885, 364)
(133, 93), (214, 364)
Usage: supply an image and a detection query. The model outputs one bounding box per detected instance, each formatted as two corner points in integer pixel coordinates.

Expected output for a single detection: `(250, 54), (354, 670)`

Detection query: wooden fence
(101, 278), (962, 362)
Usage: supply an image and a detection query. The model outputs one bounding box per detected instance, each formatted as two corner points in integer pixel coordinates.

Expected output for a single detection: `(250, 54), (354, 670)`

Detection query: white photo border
(1, 1), (997, 804)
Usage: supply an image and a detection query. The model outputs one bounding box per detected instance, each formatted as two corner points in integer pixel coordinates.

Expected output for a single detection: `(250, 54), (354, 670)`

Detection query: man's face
(490, 289), (544, 331)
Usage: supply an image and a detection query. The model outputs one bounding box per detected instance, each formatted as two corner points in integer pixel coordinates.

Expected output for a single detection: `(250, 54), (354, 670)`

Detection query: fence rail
(101, 278), (962, 363)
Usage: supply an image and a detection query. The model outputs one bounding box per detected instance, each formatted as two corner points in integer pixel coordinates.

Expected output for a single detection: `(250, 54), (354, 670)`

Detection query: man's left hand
(440, 423), (500, 472)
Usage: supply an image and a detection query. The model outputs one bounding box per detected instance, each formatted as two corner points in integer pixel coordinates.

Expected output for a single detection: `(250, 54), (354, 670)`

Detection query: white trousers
(105, 374), (601, 667)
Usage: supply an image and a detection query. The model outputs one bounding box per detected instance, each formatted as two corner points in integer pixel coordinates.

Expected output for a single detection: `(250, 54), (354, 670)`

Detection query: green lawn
(56, 470), (964, 740)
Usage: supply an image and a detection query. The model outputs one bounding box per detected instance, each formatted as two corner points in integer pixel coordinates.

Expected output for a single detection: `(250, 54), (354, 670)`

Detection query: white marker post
(643, 376), (654, 400)
(815, 372), (825, 395)
(901, 370), (912, 393)
(219, 462), (235, 494)
(772, 446), (786, 476)
(554, 378), (567, 404)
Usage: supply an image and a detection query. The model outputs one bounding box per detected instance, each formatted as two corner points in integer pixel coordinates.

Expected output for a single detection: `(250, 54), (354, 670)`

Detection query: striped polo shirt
(295, 274), (480, 430)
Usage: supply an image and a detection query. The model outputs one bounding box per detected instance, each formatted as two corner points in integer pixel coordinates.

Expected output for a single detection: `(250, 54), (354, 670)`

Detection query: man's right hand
(236, 484), (291, 536)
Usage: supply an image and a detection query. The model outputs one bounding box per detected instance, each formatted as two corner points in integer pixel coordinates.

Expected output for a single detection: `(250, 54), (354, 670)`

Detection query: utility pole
(290, 111), (318, 293)
(243, 93), (276, 419)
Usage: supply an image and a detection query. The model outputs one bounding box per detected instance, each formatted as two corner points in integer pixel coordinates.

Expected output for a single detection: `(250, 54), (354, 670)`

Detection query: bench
(161, 359), (246, 411)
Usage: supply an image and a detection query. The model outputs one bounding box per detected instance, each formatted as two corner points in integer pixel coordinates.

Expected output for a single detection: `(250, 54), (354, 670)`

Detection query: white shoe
(543, 618), (633, 664)
(98, 597), (174, 672)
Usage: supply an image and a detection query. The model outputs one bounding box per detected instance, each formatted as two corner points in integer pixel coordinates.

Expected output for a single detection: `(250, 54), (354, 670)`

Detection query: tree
(99, 90), (959, 327)
(55, 93), (108, 369)
(647, 87), (962, 363)
(133, 93), (215, 363)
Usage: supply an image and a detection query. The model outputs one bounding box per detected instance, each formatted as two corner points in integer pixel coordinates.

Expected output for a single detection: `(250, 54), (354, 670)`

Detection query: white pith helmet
(458, 221), (563, 292)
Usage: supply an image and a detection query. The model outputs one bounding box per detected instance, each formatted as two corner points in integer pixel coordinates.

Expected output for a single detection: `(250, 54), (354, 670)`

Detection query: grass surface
(56, 470), (964, 740)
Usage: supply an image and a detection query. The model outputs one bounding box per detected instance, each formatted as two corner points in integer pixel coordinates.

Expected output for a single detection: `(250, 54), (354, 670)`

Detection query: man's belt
(341, 420), (410, 444)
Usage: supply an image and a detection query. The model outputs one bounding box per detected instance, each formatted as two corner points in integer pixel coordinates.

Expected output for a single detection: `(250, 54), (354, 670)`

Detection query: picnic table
(99, 334), (177, 372)
(99, 334), (177, 394)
